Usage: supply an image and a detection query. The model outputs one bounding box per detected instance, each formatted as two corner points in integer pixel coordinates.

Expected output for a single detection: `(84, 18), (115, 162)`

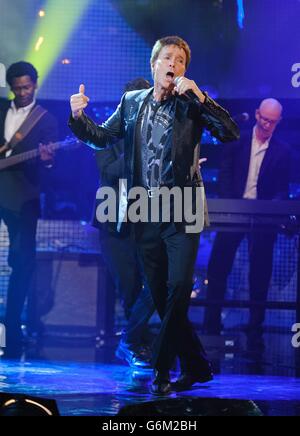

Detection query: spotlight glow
(237, 0), (245, 29)
(25, 0), (91, 88)
(35, 36), (44, 51)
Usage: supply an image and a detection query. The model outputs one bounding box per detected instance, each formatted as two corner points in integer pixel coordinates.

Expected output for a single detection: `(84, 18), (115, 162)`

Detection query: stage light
(35, 36), (44, 52)
(25, 0), (91, 89)
(0, 394), (59, 416)
(237, 0), (245, 29)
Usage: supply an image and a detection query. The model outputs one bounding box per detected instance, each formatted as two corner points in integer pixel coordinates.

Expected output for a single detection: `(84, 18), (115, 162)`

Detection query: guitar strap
(1, 105), (47, 154)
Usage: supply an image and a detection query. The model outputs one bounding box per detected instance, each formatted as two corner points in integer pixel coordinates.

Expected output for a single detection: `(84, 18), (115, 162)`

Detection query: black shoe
(173, 369), (213, 391)
(150, 370), (172, 396)
(115, 341), (152, 369)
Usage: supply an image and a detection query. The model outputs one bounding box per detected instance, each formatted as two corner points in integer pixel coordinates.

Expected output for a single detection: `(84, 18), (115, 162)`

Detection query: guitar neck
(3, 148), (39, 167)
(0, 141), (66, 171)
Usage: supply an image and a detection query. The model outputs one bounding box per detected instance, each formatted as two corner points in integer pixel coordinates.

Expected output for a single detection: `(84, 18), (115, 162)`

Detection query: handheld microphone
(173, 76), (201, 105)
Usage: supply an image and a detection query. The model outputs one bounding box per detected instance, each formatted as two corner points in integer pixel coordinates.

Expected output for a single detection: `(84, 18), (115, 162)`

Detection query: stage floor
(1, 337), (300, 416)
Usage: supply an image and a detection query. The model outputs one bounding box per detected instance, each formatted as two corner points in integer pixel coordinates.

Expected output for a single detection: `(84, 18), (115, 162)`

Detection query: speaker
(28, 251), (115, 337)
(0, 393), (59, 416)
(118, 397), (263, 416)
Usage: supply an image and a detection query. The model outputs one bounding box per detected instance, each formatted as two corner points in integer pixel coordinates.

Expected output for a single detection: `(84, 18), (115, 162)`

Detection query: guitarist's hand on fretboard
(0, 137), (80, 171)
(39, 142), (55, 162)
(0, 144), (9, 155)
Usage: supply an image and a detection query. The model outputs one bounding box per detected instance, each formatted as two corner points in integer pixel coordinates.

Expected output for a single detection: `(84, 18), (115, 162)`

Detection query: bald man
(204, 98), (291, 349)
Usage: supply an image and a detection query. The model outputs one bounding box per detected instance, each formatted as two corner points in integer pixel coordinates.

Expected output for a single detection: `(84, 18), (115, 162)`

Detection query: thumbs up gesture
(70, 84), (90, 119)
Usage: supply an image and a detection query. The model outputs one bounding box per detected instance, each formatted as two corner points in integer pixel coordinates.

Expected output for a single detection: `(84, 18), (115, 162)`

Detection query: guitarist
(0, 61), (58, 356)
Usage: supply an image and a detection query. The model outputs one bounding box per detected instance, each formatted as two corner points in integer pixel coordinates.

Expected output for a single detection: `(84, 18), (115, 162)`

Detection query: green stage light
(24, 0), (91, 89)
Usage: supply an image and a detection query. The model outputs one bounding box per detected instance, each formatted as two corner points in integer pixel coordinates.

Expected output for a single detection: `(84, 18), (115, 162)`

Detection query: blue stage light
(237, 0), (245, 29)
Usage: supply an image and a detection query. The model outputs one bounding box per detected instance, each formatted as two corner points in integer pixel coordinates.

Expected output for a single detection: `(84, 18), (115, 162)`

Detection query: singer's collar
(153, 88), (173, 102)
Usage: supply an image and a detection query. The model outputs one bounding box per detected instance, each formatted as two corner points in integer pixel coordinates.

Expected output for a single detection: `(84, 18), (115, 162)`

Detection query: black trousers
(136, 221), (209, 373)
(0, 202), (39, 347)
(99, 228), (155, 347)
(204, 231), (277, 334)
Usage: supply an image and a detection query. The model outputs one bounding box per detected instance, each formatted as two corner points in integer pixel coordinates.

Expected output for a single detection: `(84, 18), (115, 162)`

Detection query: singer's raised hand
(70, 84), (90, 119)
(198, 158), (207, 170)
(173, 76), (205, 103)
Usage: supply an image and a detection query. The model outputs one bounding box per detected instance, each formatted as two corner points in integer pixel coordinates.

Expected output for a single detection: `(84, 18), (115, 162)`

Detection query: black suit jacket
(219, 130), (291, 200)
(0, 99), (58, 213)
(95, 141), (124, 188)
(69, 88), (239, 232)
(70, 88), (239, 189)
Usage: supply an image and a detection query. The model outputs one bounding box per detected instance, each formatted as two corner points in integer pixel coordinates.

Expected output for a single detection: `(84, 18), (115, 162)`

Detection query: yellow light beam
(25, 0), (91, 88)
(35, 36), (44, 52)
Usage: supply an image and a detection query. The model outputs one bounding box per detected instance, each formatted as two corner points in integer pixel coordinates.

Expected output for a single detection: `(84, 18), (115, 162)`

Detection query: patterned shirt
(136, 94), (175, 189)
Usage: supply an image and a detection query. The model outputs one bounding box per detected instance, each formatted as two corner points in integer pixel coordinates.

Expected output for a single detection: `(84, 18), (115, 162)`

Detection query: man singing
(69, 36), (239, 395)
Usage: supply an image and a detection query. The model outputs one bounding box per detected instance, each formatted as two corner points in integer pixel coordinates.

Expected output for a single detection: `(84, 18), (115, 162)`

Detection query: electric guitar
(0, 137), (81, 170)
